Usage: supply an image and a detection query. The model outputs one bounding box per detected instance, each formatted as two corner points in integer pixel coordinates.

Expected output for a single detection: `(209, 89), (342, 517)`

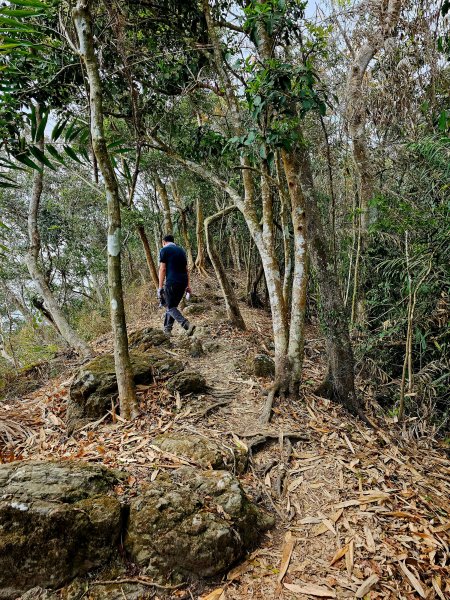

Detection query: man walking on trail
(158, 234), (195, 336)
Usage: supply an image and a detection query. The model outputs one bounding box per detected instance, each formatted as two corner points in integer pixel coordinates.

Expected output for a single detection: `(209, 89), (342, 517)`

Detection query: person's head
(162, 234), (175, 246)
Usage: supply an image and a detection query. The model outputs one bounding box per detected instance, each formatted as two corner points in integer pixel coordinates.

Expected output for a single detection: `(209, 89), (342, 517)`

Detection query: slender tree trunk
(24, 104), (91, 358)
(205, 206), (246, 330)
(136, 225), (159, 289)
(73, 0), (138, 419)
(194, 198), (208, 275)
(170, 180), (194, 266)
(154, 172), (173, 235)
(346, 0), (403, 322)
(295, 139), (364, 417)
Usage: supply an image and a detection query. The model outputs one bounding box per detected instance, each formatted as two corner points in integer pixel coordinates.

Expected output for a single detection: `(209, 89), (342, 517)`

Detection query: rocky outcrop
(152, 433), (247, 473)
(166, 370), (207, 395)
(67, 350), (186, 432)
(0, 461), (123, 599)
(125, 467), (273, 579)
(67, 352), (154, 431)
(253, 354), (275, 377)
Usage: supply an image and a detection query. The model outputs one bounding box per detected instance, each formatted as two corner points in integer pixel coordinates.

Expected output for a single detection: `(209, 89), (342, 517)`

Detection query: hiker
(158, 234), (195, 336)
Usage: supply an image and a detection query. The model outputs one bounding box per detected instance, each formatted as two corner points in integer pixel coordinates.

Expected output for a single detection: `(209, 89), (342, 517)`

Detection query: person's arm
(185, 264), (191, 294)
(159, 263), (166, 290)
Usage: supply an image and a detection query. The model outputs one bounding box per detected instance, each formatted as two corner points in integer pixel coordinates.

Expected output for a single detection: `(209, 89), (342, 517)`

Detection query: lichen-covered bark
(73, 0), (137, 419)
(281, 149), (308, 395)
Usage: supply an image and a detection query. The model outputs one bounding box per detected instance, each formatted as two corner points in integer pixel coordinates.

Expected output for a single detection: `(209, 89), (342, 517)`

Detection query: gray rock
(67, 352), (154, 431)
(0, 461), (123, 599)
(166, 371), (207, 395)
(125, 467), (273, 579)
(152, 433), (247, 473)
(253, 354), (275, 377)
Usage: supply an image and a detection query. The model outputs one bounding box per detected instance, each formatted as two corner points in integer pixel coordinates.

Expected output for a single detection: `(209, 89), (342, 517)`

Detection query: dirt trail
(1, 279), (449, 599)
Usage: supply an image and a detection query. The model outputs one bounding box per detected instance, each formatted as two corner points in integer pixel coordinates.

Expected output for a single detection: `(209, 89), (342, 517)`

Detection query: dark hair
(163, 234), (174, 243)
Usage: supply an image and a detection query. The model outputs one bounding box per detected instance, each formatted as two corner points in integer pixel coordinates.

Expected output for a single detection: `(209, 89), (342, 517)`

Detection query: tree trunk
(136, 224), (159, 289)
(276, 153), (293, 307)
(154, 172), (173, 235)
(194, 198), (208, 275)
(295, 138), (364, 417)
(205, 206), (246, 330)
(73, 0), (138, 420)
(170, 180), (194, 266)
(346, 0), (402, 322)
(24, 104), (91, 358)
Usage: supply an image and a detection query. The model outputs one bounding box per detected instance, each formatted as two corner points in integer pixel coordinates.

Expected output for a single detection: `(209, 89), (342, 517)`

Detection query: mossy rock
(67, 352), (153, 432)
(166, 370), (207, 395)
(124, 467), (273, 579)
(152, 433), (247, 473)
(253, 354), (275, 377)
(0, 461), (124, 599)
(128, 327), (170, 352)
(183, 304), (206, 316)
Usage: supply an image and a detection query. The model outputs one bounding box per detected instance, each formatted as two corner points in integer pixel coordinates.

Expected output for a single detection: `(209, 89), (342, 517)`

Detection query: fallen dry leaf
(278, 531), (296, 583)
(355, 574), (379, 598)
(398, 561), (426, 598)
(200, 588), (225, 600)
(284, 582), (336, 597)
(329, 543), (349, 566)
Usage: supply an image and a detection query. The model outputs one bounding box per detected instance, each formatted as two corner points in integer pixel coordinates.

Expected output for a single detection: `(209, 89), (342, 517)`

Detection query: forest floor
(1, 276), (450, 600)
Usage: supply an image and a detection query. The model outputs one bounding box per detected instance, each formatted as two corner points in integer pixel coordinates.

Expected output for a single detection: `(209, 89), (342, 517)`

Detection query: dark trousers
(163, 283), (187, 331)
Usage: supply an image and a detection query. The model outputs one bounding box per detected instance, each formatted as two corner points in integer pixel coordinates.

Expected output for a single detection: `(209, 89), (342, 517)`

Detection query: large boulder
(67, 352), (154, 431)
(125, 467), (273, 579)
(128, 327), (170, 351)
(152, 433), (247, 473)
(166, 371), (207, 395)
(0, 461), (123, 599)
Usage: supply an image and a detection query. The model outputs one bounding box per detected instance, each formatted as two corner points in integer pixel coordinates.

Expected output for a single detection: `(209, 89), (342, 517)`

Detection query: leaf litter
(0, 284), (449, 599)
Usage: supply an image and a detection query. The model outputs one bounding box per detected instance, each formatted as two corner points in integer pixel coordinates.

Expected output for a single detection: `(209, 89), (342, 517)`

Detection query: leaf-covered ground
(1, 278), (449, 599)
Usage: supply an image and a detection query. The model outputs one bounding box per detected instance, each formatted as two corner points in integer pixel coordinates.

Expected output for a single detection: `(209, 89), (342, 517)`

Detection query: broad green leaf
(29, 145), (57, 170)
(0, 181), (20, 189)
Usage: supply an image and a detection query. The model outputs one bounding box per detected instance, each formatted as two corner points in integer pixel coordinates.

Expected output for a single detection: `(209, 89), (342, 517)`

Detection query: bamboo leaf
(51, 117), (69, 141)
(34, 110), (48, 142)
(14, 152), (42, 172)
(28, 145), (56, 170)
(63, 145), (84, 164)
(46, 144), (66, 165)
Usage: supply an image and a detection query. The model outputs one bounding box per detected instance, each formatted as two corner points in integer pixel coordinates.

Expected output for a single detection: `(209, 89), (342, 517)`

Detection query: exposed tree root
(275, 436), (292, 498)
(243, 431), (309, 454)
(258, 381), (282, 425)
(91, 578), (185, 590)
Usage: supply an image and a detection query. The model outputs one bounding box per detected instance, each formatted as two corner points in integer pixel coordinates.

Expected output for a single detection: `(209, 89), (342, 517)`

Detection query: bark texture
(136, 225), (159, 289)
(73, 0), (138, 419)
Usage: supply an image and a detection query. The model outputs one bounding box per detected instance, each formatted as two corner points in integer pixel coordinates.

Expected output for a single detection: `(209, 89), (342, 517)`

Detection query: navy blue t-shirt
(159, 243), (188, 286)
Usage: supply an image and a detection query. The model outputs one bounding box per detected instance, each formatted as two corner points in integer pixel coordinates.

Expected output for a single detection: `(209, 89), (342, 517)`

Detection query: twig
(191, 399), (231, 419)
